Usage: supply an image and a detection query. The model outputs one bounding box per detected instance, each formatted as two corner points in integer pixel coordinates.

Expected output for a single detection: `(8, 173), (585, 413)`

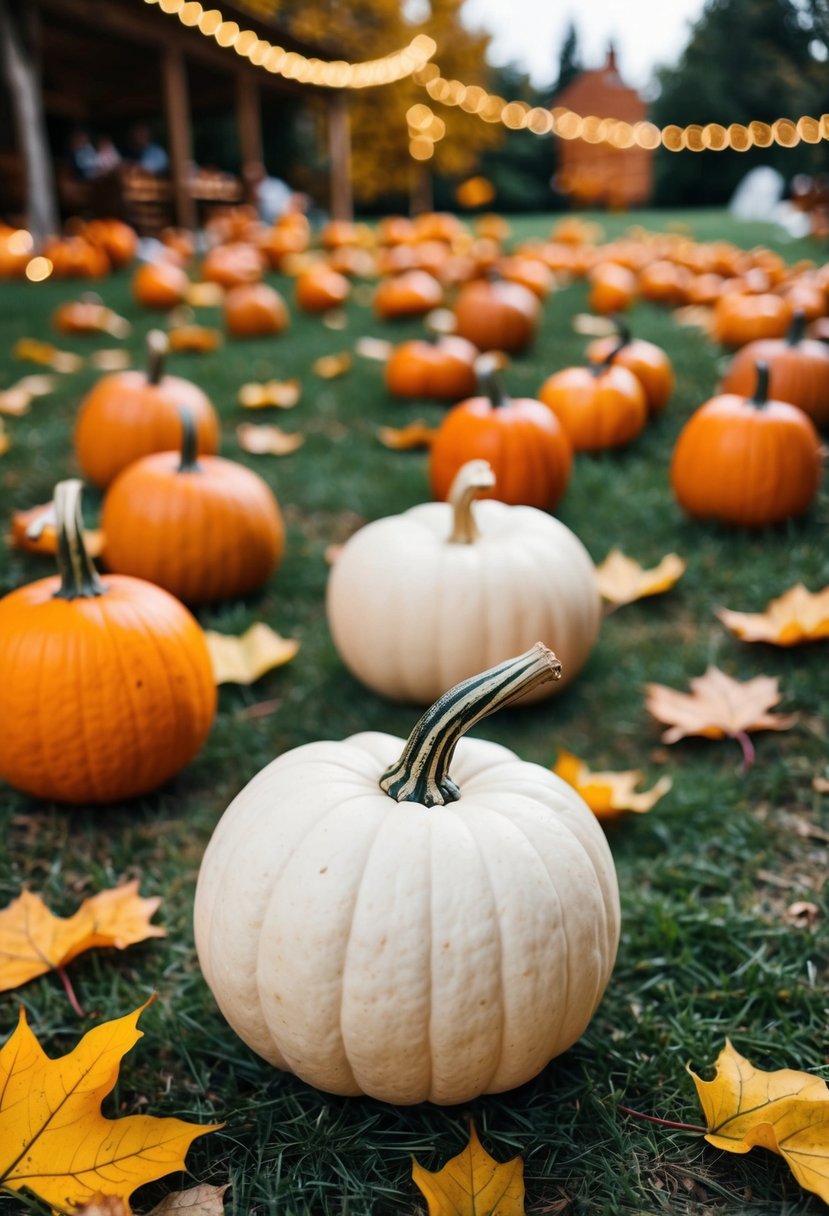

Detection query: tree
(0, 0), (58, 243)
(553, 21), (581, 98)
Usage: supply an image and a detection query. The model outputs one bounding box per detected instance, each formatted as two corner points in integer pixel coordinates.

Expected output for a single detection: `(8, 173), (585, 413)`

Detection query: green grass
(1, 207), (828, 1215)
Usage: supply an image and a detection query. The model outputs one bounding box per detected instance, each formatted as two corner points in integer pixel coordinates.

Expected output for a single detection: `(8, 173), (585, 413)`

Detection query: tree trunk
(0, 0), (59, 244)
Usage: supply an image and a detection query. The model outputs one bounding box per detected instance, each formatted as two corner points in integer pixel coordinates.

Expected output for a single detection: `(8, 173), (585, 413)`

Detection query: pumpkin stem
(146, 328), (169, 386)
(178, 406), (201, 472)
(379, 644), (562, 807)
(52, 479), (105, 601)
(474, 353), (509, 408)
(611, 314), (632, 349)
(425, 308), (457, 344)
(750, 361), (770, 408)
(787, 310), (807, 347)
(448, 460), (496, 544)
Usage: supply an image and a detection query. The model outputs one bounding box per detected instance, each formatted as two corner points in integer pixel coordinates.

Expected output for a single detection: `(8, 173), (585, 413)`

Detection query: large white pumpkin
(326, 460), (601, 704)
(194, 645), (620, 1105)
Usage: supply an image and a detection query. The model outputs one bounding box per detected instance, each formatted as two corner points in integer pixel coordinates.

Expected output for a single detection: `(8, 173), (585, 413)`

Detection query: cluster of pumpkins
(0, 217), (138, 280)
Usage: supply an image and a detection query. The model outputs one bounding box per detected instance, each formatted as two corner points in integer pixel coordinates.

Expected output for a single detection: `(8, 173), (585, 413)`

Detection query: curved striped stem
(53, 479), (105, 601)
(379, 644), (562, 807)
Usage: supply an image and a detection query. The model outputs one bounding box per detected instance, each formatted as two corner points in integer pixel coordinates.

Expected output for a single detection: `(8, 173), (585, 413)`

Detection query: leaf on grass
(149, 1183), (230, 1213)
(354, 335), (393, 361)
(88, 348), (132, 371)
(690, 1040), (829, 1204)
(377, 420), (437, 450)
(238, 379), (301, 409)
(0, 999), (220, 1213)
(13, 337), (84, 372)
(0, 881), (165, 993)
(74, 1197), (128, 1215)
(596, 549), (686, 607)
(572, 313), (616, 336)
(412, 1123), (525, 1216)
(8, 501), (104, 558)
(717, 584), (829, 646)
(204, 622), (299, 685)
(322, 309), (347, 330)
(553, 750), (672, 821)
(53, 300), (130, 339)
(168, 325), (222, 353)
(312, 351), (352, 378)
(0, 372), (56, 414)
(236, 423), (304, 455)
(645, 666), (796, 746)
(186, 281), (225, 307)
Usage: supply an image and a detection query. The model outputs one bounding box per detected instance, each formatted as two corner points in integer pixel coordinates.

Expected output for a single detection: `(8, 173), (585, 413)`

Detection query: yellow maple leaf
(204, 622), (299, 685)
(167, 325), (222, 354)
(89, 348), (132, 371)
(553, 750), (672, 821)
(0, 1000), (220, 1213)
(236, 423), (304, 455)
(13, 337), (83, 373)
(412, 1123), (525, 1216)
(595, 549), (686, 608)
(185, 281), (225, 308)
(690, 1040), (829, 1204)
(717, 584), (829, 646)
(0, 881), (165, 993)
(313, 351), (352, 379)
(237, 379), (301, 409)
(377, 420), (437, 450)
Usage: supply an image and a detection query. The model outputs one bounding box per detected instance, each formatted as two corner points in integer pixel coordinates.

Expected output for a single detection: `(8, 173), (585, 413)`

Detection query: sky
(460, 0), (709, 92)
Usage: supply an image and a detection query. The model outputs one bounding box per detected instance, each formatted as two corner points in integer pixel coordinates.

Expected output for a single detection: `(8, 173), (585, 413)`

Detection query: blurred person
(244, 161), (308, 224)
(130, 123), (169, 175)
(94, 136), (122, 178)
(69, 128), (99, 180)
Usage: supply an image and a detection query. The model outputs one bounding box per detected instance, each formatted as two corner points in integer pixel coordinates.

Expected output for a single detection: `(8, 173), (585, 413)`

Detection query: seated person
(130, 123), (169, 176)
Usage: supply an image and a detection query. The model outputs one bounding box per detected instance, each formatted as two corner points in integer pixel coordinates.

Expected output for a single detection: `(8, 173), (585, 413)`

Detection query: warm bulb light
(25, 256), (53, 282)
(7, 229), (33, 256)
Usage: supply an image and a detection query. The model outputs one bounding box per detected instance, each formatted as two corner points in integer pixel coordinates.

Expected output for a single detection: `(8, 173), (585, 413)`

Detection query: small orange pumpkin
(713, 292), (793, 347)
(385, 312), (478, 400)
(224, 282), (290, 337)
(295, 265), (351, 313)
(83, 218), (138, 268)
(133, 260), (189, 310)
(0, 479), (216, 804)
(373, 270), (444, 319)
(538, 349), (648, 452)
(671, 362), (822, 527)
(720, 311), (829, 430)
(201, 242), (265, 288)
(453, 278), (540, 353)
(497, 256), (555, 300)
(637, 259), (691, 307)
(587, 263), (637, 315)
(586, 318), (674, 417)
(47, 236), (110, 279)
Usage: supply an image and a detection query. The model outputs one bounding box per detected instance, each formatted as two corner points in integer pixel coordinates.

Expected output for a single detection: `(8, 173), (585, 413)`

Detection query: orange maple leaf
(717, 584), (829, 646)
(412, 1123), (525, 1216)
(595, 548), (686, 608)
(203, 622), (300, 685)
(237, 379), (301, 409)
(0, 1000), (220, 1213)
(377, 420), (437, 450)
(0, 881), (165, 993)
(236, 423), (304, 455)
(553, 750), (672, 821)
(312, 351), (352, 378)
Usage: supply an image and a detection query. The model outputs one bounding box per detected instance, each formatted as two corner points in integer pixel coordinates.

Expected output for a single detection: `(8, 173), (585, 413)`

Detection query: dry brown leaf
(784, 901), (820, 927)
(74, 1197), (128, 1215)
(204, 622), (300, 685)
(168, 325), (222, 353)
(88, 348), (132, 371)
(9, 501), (104, 558)
(0, 881), (165, 992)
(0, 1000), (220, 1213)
(572, 313), (616, 336)
(312, 351), (352, 378)
(322, 309), (347, 330)
(14, 373), (55, 397)
(596, 549), (686, 607)
(717, 584), (829, 646)
(412, 1123), (525, 1216)
(13, 337), (83, 372)
(149, 1183), (230, 1214)
(377, 420), (437, 450)
(236, 423), (304, 455)
(238, 379), (301, 409)
(186, 281), (225, 307)
(553, 750), (672, 821)
(354, 335), (393, 361)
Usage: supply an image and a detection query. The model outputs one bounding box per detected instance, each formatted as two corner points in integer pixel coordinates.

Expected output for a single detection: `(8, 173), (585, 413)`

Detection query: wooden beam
(236, 73), (263, 203)
(161, 46), (196, 230)
(327, 91), (352, 222)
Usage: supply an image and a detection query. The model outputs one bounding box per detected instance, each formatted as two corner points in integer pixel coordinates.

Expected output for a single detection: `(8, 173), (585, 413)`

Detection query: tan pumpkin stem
(425, 308), (457, 342)
(474, 353), (508, 408)
(146, 328), (169, 386)
(53, 479), (105, 601)
(448, 460), (496, 544)
(379, 644), (562, 807)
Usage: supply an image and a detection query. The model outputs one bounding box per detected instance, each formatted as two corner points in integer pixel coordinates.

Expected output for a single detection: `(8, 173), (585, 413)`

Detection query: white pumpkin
(326, 460), (601, 704)
(194, 645), (620, 1105)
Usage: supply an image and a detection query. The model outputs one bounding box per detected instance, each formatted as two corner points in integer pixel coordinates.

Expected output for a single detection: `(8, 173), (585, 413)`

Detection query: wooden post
(328, 91), (352, 221)
(236, 72), (263, 204)
(162, 45), (196, 230)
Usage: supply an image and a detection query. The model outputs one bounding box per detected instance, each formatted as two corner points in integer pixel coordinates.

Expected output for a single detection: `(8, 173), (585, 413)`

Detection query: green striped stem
(379, 644), (562, 807)
(448, 460), (495, 544)
(53, 479), (105, 600)
(146, 328), (169, 386)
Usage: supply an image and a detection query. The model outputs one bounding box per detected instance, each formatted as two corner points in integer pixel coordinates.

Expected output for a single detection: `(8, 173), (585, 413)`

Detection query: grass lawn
(1, 207), (828, 1215)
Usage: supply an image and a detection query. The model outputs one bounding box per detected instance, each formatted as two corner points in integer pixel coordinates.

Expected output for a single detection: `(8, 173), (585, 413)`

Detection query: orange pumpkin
(637, 259), (691, 306)
(587, 263), (637, 315)
(686, 272), (726, 306)
(0, 479), (216, 804)
(133, 260), (189, 310)
(377, 216), (417, 246)
(103, 410), (285, 604)
(453, 279), (540, 354)
(720, 312), (829, 430)
(321, 220), (362, 249)
(295, 265), (351, 313)
(224, 282), (290, 337)
(671, 362), (822, 527)
(586, 319), (674, 416)
(497, 256), (555, 300)
(430, 356), (573, 510)
(538, 354), (648, 452)
(385, 313), (478, 400)
(52, 294), (129, 338)
(0, 227), (31, 279)
(414, 212), (466, 243)
(75, 330), (219, 487)
(713, 292), (793, 347)
(160, 227), (196, 265)
(47, 236), (110, 279)
(83, 219), (138, 268)
(258, 220), (310, 270)
(202, 242), (265, 288)
(781, 280), (826, 322)
(374, 270), (444, 319)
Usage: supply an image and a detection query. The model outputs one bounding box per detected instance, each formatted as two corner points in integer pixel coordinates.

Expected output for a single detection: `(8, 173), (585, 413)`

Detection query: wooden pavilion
(0, 0), (353, 231)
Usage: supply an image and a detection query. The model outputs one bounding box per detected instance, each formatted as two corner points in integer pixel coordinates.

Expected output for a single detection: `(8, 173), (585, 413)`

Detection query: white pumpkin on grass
(194, 645), (620, 1105)
(326, 459), (601, 704)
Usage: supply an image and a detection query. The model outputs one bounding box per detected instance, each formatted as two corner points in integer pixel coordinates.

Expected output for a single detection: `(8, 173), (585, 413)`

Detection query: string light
(144, 0), (436, 88)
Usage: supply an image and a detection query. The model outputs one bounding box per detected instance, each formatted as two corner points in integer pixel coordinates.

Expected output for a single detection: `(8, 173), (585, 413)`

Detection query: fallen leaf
(13, 337), (83, 372)
(412, 1123), (525, 1216)
(88, 348), (132, 371)
(312, 351), (352, 378)
(377, 420), (437, 450)
(0, 881), (165, 993)
(596, 549), (686, 608)
(238, 379), (301, 409)
(9, 501), (104, 558)
(553, 749), (672, 820)
(690, 1040), (829, 1205)
(784, 901), (820, 927)
(53, 300), (130, 338)
(717, 585), (829, 646)
(354, 335), (393, 361)
(168, 325), (222, 353)
(572, 313), (616, 336)
(236, 423), (304, 455)
(14, 373), (55, 397)
(204, 622), (299, 685)
(74, 1198), (128, 1215)
(0, 387), (31, 417)
(186, 281), (225, 307)
(149, 1183), (230, 1213)
(645, 666), (796, 766)
(0, 999), (220, 1213)
(322, 309), (347, 330)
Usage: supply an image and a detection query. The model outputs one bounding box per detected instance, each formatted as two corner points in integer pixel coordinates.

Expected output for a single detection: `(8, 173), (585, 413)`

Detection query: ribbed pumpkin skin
(587, 335), (674, 416)
(385, 337), (478, 400)
(75, 372), (220, 488)
(327, 499), (600, 702)
(453, 280), (540, 353)
(194, 731), (620, 1104)
(538, 365), (648, 451)
(721, 338), (829, 429)
(430, 397), (572, 509)
(713, 293), (793, 347)
(0, 575), (216, 803)
(102, 454), (284, 604)
(671, 396), (822, 527)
